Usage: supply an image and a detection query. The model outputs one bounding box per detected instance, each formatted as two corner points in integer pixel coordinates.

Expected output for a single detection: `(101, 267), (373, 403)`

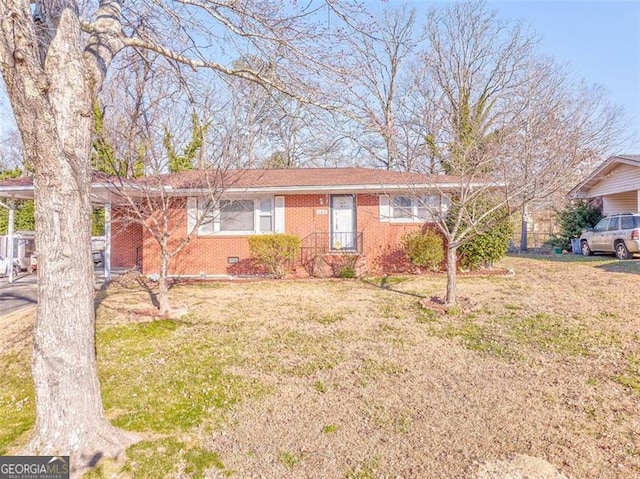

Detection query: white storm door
(331, 195), (356, 250)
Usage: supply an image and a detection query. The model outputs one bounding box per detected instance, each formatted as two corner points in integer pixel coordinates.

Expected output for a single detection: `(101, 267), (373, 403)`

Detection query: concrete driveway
(0, 273), (38, 316)
(0, 268), (111, 317)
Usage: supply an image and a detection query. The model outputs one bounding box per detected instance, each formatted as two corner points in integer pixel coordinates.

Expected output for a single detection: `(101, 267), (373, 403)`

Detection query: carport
(0, 174), (116, 283)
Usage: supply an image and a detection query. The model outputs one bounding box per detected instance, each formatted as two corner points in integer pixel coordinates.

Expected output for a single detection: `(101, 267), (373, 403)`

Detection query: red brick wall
(116, 193), (424, 276)
(356, 194), (424, 274)
(111, 209), (143, 269)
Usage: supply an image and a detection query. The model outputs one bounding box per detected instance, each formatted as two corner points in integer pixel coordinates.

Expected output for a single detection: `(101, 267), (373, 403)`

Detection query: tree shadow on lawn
(93, 273), (162, 313)
(507, 252), (603, 263)
(594, 259), (640, 275)
(508, 252), (640, 274)
(361, 276), (427, 299)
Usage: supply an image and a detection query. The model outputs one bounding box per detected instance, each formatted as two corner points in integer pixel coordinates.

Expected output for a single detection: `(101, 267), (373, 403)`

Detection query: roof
(150, 167), (464, 191)
(0, 171), (118, 202)
(0, 167), (486, 201)
(569, 154), (640, 198)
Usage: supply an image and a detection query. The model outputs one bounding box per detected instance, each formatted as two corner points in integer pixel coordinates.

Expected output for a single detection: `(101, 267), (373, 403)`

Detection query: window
(190, 198), (275, 235)
(606, 217), (619, 231)
(220, 200), (254, 231)
(386, 195), (445, 222)
(197, 199), (216, 234)
(621, 215), (640, 229)
(391, 196), (413, 219)
(258, 199), (273, 232)
(593, 218), (609, 232)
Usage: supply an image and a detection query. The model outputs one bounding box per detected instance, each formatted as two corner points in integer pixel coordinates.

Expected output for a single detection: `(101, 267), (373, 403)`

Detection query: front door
(331, 195), (356, 250)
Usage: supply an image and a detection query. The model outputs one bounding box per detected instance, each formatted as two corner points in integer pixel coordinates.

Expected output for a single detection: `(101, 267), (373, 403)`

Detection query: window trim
(383, 194), (448, 223)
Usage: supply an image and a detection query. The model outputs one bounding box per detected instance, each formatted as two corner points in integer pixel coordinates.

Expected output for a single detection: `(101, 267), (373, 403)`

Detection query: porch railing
(301, 231), (363, 263)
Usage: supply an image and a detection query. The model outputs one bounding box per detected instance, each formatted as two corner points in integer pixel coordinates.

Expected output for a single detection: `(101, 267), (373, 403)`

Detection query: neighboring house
(569, 155), (640, 214)
(0, 167), (473, 277)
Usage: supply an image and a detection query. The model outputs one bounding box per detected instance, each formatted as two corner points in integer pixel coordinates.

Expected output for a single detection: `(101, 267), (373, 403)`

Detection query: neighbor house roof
(569, 155), (640, 198)
(0, 167), (491, 201)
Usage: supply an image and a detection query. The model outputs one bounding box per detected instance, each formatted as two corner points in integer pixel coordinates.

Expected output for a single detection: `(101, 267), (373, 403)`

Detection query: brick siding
(112, 193), (425, 277)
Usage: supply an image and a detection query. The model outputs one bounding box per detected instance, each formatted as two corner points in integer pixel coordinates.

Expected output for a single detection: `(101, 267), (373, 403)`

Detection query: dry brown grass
(3, 255), (640, 478)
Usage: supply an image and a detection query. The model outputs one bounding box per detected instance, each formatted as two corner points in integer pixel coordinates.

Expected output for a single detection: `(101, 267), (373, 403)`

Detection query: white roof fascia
(169, 182), (493, 196)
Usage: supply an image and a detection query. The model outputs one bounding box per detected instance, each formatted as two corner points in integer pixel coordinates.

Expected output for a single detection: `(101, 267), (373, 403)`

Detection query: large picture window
(220, 200), (255, 231)
(190, 198), (275, 235)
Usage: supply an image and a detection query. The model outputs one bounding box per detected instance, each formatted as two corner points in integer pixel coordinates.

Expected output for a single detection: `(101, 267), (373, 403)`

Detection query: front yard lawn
(1, 256), (639, 478)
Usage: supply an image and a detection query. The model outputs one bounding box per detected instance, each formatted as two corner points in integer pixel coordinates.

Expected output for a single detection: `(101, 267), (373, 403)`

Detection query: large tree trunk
(0, 2), (137, 475)
(445, 244), (458, 306)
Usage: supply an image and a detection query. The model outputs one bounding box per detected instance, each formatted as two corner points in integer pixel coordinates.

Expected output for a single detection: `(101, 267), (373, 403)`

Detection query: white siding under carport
(602, 191), (639, 215)
(587, 164), (640, 215)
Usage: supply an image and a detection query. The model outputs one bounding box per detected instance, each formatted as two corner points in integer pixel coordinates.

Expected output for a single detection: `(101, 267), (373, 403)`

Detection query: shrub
(337, 265), (356, 279)
(458, 217), (513, 270)
(248, 234), (301, 279)
(401, 229), (445, 271)
(324, 254), (360, 278)
(546, 200), (603, 251)
(445, 198), (513, 270)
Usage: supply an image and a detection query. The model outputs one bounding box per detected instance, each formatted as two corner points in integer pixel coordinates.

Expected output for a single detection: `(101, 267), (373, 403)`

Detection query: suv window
(593, 218), (609, 232)
(607, 217), (620, 231)
(621, 216), (640, 229)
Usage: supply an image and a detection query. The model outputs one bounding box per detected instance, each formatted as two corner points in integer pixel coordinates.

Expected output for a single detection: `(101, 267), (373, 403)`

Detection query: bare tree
(0, 129), (24, 171)
(107, 167), (232, 316)
(339, 6), (420, 170)
(0, 0), (356, 471)
(411, 1), (621, 305)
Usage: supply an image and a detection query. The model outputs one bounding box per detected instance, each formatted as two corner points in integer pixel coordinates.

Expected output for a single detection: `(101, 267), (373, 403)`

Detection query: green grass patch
(98, 324), (266, 433)
(358, 358), (404, 381)
(122, 438), (228, 478)
(430, 310), (619, 361)
(309, 312), (345, 324)
(313, 381), (327, 393)
(345, 456), (381, 479)
(415, 308), (439, 323)
(0, 351), (35, 455)
(99, 319), (180, 356)
(506, 313), (616, 356)
(277, 451), (302, 469)
(438, 320), (519, 360)
(615, 354), (640, 395)
(250, 329), (343, 377)
(323, 424), (339, 434)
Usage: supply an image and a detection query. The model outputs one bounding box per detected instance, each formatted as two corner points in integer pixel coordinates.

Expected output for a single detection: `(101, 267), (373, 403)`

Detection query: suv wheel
(581, 240), (592, 256)
(615, 241), (631, 260)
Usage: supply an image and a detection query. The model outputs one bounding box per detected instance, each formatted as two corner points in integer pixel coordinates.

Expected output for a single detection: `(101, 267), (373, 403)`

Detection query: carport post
(104, 201), (111, 279)
(7, 198), (14, 284)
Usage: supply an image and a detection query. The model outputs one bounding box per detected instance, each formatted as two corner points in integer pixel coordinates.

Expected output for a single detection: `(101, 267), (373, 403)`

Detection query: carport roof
(0, 171), (116, 204)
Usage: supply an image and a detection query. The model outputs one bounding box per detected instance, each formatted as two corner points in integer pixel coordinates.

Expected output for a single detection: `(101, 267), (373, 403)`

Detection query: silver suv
(580, 213), (640, 259)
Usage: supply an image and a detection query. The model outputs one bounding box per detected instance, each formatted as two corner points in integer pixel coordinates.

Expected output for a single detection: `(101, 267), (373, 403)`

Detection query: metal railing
(300, 231), (362, 268)
(301, 231), (363, 255)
